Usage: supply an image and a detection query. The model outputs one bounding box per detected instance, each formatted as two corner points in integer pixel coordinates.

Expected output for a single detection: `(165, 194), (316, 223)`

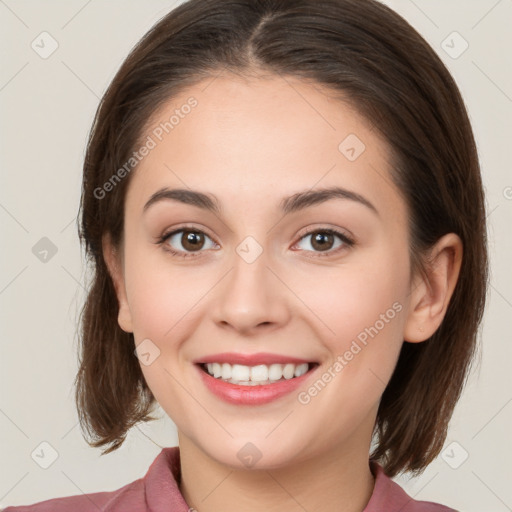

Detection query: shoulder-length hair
(76, 0), (488, 477)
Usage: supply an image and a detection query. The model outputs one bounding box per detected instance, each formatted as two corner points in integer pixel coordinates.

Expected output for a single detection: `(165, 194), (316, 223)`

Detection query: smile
(200, 362), (314, 385)
(195, 361), (320, 405)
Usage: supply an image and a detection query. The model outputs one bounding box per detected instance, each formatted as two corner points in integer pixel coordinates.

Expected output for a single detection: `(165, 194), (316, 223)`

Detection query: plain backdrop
(1, 0), (511, 510)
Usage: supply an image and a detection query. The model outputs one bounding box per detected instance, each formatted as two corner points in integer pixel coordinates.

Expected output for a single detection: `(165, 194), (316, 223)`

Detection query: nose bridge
(211, 235), (290, 333)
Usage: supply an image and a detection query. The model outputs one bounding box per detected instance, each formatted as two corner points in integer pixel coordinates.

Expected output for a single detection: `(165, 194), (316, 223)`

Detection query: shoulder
(1, 478), (145, 512)
(365, 462), (458, 512)
(1, 447), (183, 512)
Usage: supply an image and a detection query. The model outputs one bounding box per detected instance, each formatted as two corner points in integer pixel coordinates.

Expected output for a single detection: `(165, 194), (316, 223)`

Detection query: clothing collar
(137, 446), (451, 512)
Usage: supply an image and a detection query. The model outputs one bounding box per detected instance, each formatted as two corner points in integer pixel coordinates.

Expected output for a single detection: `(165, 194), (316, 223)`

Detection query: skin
(103, 73), (462, 512)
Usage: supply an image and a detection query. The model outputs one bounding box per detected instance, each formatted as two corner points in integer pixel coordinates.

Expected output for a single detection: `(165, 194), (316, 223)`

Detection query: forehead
(127, 74), (403, 221)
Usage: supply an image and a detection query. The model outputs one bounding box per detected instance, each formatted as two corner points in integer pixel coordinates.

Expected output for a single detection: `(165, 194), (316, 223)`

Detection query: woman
(4, 0), (488, 510)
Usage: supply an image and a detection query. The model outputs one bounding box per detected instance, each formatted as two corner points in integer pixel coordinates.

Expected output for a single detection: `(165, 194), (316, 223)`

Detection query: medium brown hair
(76, 0), (488, 477)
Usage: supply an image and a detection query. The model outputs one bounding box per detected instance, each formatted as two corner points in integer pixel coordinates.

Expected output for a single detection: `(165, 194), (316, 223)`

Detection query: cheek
(296, 247), (410, 408)
(123, 242), (204, 339)
(300, 256), (408, 345)
(294, 258), (408, 422)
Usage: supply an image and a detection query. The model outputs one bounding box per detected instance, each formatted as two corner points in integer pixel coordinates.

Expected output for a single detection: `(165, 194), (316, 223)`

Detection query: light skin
(103, 73), (462, 512)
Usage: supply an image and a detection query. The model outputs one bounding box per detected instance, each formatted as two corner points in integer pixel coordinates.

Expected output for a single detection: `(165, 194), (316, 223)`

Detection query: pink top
(3, 446), (455, 511)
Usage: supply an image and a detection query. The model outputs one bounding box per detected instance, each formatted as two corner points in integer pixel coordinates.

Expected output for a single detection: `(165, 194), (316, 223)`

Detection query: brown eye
(162, 228), (217, 257)
(295, 228), (354, 257)
(180, 230), (206, 251)
(310, 231), (335, 251)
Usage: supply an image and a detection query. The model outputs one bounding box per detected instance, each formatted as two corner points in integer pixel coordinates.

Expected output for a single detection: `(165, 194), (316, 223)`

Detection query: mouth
(196, 361), (320, 386)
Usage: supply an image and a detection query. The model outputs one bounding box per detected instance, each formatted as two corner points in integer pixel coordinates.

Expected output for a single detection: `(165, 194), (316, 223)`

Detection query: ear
(403, 233), (463, 343)
(102, 233), (133, 333)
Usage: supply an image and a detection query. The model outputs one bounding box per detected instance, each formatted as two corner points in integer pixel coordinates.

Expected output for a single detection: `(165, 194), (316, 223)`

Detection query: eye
(157, 226), (354, 259)
(159, 227), (217, 258)
(293, 228), (354, 257)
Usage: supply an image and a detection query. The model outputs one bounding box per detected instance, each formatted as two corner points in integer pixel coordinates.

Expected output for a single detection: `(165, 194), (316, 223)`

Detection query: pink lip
(193, 352), (315, 366)
(194, 362), (319, 406)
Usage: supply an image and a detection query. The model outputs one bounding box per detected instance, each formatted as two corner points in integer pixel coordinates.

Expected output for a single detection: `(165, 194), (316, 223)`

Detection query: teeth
(203, 362), (310, 384)
(222, 363), (231, 379)
(283, 363), (295, 379)
(268, 364), (283, 381)
(249, 364), (268, 382)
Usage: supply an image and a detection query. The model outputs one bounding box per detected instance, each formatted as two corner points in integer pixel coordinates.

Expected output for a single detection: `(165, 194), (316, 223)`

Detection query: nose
(211, 246), (291, 336)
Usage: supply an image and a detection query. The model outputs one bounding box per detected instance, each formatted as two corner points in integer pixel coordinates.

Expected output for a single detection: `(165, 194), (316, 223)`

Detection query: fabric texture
(3, 446), (456, 511)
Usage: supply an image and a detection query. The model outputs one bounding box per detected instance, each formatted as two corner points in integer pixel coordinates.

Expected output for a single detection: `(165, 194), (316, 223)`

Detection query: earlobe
(102, 233), (134, 333)
(403, 233), (463, 343)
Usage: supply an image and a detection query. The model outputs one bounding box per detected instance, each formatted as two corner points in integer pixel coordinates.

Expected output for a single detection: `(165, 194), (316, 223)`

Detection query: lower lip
(195, 364), (318, 405)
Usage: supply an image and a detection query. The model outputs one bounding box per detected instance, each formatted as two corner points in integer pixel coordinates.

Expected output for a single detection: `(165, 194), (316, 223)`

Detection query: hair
(75, 0), (488, 477)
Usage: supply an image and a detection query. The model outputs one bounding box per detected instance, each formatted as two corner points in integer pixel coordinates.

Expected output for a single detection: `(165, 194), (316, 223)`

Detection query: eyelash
(157, 224), (355, 260)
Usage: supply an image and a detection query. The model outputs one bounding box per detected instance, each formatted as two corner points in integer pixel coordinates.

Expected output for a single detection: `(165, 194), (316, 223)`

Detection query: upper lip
(194, 352), (316, 366)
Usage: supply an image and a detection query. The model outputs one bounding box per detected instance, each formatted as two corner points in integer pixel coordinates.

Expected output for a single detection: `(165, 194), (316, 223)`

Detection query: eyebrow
(143, 186), (379, 217)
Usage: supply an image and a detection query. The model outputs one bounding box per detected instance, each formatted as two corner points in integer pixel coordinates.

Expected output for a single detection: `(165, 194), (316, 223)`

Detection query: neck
(177, 431), (375, 512)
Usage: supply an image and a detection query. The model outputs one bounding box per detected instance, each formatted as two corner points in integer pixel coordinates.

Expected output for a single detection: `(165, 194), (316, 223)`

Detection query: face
(107, 74), (423, 469)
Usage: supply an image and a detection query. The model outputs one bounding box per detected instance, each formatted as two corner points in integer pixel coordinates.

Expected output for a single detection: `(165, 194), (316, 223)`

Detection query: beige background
(1, 0), (511, 510)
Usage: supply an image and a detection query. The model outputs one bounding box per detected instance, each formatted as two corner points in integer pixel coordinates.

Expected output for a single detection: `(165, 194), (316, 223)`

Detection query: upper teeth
(205, 362), (309, 382)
